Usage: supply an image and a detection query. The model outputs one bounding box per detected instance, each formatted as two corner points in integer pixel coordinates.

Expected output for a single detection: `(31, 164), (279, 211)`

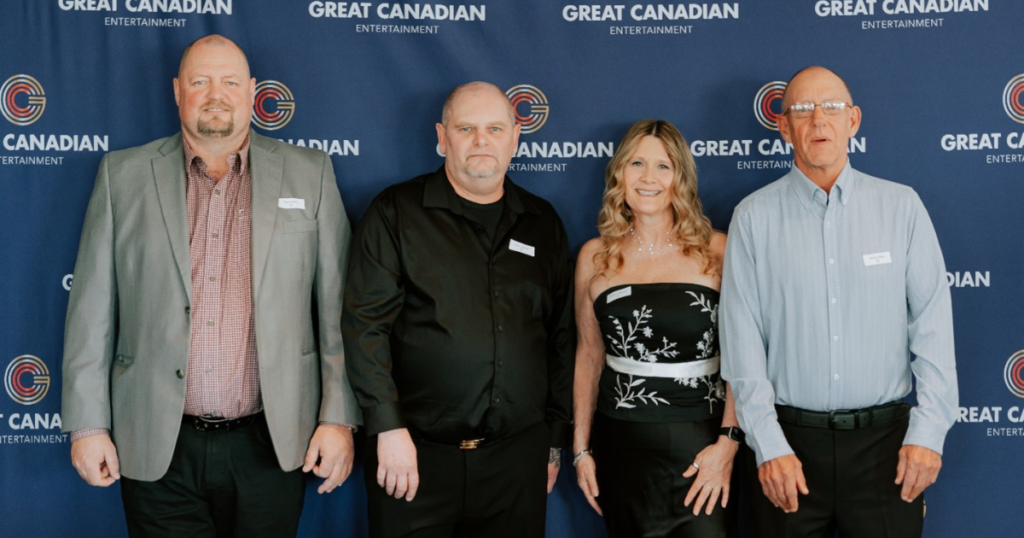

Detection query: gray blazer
(61, 131), (361, 481)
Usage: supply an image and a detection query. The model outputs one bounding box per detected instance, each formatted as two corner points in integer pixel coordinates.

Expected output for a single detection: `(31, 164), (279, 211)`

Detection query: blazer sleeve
(61, 154), (117, 433)
(314, 154), (362, 426)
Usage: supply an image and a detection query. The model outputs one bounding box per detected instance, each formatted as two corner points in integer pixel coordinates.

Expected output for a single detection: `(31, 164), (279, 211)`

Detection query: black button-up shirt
(343, 168), (575, 447)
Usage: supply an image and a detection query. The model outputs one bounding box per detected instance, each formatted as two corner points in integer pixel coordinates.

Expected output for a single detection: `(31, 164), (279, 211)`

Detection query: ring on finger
(691, 462), (699, 470)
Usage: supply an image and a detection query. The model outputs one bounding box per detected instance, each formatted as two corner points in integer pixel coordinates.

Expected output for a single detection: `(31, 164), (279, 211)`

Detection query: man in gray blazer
(61, 34), (361, 537)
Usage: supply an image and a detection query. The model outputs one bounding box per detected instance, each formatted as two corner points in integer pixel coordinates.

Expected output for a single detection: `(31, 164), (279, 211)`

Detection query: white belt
(605, 354), (720, 379)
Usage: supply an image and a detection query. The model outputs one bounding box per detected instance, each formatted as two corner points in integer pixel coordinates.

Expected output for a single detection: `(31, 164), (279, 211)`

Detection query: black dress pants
(120, 414), (306, 538)
(364, 422), (549, 538)
(747, 413), (924, 538)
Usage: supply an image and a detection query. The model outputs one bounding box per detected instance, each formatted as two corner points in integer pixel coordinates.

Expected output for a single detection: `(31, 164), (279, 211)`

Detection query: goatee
(197, 119), (234, 138)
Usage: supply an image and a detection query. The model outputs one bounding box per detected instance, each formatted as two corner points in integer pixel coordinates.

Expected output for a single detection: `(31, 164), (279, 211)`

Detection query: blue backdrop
(2, 1), (1021, 536)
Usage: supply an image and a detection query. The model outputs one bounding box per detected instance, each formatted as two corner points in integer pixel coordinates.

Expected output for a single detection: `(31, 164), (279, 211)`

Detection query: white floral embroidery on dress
(603, 291), (725, 411)
(606, 305), (675, 408)
(676, 291), (725, 412)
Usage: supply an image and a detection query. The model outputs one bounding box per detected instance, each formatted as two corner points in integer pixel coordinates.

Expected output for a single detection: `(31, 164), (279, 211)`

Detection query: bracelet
(572, 449), (593, 467)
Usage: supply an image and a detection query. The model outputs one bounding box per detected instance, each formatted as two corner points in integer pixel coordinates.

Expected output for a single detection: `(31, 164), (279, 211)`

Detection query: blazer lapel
(152, 134), (192, 301)
(249, 133), (284, 302)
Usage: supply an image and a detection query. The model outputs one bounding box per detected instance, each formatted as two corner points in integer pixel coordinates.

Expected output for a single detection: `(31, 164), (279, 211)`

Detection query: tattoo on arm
(549, 448), (561, 468)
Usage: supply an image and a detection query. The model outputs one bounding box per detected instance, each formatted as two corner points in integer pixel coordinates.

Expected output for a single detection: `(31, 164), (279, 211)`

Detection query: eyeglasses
(785, 100), (852, 119)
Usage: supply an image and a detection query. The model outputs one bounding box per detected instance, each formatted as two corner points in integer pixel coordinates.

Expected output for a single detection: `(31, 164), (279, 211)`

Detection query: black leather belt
(776, 402), (909, 430)
(184, 412), (262, 432)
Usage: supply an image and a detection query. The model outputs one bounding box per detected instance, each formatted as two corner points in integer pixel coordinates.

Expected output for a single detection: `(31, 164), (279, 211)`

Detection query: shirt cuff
(546, 420), (571, 448)
(747, 421), (794, 467)
(902, 411), (949, 455)
(319, 421), (358, 433)
(361, 402), (406, 437)
(70, 428), (109, 442)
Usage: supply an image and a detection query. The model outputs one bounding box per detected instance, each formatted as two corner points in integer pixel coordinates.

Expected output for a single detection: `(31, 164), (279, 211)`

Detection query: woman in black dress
(573, 119), (742, 537)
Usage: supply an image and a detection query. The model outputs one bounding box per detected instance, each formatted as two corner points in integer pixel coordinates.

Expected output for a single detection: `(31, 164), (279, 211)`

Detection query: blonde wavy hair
(593, 119), (719, 277)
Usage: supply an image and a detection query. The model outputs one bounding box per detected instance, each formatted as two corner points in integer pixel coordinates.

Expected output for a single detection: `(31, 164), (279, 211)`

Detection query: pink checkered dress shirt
(181, 136), (262, 419)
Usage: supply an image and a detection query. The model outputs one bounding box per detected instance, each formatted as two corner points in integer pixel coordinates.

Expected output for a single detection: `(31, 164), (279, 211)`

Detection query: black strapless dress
(591, 283), (731, 538)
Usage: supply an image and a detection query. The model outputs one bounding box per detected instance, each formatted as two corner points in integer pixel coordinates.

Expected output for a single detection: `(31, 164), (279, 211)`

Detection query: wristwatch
(719, 426), (745, 445)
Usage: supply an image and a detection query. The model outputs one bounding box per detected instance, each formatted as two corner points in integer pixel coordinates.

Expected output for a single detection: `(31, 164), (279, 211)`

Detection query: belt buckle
(459, 438), (484, 450)
(829, 411), (856, 430)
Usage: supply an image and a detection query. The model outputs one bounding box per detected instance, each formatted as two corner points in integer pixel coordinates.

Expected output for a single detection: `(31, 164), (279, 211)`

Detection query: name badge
(278, 198), (305, 210)
(863, 251), (892, 266)
(509, 239), (535, 257)
(607, 286), (632, 304)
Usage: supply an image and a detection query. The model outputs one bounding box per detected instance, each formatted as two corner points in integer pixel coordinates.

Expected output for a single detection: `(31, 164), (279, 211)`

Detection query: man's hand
(377, 428), (419, 501)
(758, 454), (809, 513)
(71, 434), (120, 486)
(895, 445), (941, 502)
(547, 448), (561, 494)
(303, 424), (355, 494)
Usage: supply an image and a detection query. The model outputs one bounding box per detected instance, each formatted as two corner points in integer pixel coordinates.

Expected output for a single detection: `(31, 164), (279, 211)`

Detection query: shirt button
(831, 297), (837, 304)
(492, 290), (499, 297)
(214, 189), (221, 195)
(497, 325), (504, 332)
(209, 276), (216, 282)
(207, 321), (215, 327)
(493, 397), (500, 403)
(176, 369), (185, 379)
(833, 335), (839, 342)
(828, 258), (835, 264)
(825, 221), (831, 228)
(205, 367), (212, 373)
(212, 232), (219, 239)
(498, 360), (504, 367)
(834, 374), (840, 380)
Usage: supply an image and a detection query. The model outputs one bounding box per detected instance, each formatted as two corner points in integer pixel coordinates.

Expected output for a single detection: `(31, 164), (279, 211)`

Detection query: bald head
(776, 65), (861, 189)
(441, 82), (515, 126)
(173, 34), (255, 152)
(781, 66), (852, 111)
(178, 35), (250, 80)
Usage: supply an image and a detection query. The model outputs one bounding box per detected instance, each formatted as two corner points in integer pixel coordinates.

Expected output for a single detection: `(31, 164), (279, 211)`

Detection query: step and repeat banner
(1, 1), (1021, 536)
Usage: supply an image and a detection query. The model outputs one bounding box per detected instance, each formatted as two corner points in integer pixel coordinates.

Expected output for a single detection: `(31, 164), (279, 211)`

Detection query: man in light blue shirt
(721, 66), (958, 538)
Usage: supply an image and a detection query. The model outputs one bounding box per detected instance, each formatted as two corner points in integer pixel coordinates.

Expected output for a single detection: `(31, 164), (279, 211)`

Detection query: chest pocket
(284, 219), (317, 234)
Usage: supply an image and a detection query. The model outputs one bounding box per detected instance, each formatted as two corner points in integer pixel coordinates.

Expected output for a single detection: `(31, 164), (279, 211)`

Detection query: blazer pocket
(284, 219), (317, 234)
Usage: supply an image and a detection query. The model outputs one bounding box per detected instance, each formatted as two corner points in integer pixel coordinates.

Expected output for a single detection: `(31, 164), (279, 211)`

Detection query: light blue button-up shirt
(720, 162), (958, 466)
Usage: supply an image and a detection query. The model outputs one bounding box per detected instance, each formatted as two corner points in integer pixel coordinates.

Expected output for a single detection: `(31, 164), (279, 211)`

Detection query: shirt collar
(422, 166), (538, 216)
(787, 160), (855, 207)
(182, 134), (251, 177)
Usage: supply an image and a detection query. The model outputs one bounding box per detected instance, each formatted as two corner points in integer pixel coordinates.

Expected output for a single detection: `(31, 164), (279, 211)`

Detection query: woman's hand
(682, 436), (739, 515)
(575, 453), (604, 516)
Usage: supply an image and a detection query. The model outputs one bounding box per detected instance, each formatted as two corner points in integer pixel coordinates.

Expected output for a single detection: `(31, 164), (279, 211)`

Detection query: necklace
(629, 227), (674, 255)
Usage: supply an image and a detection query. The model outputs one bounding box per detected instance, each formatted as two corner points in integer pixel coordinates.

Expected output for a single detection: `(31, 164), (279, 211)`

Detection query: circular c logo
(1002, 74), (1024, 124)
(1, 75), (46, 126)
(5, 355), (50, 405)
(506, 84), (549, 135)
(252, 80), (295, 131)
(1004, 350), (1024, 398)
(754, 81), (787, 131)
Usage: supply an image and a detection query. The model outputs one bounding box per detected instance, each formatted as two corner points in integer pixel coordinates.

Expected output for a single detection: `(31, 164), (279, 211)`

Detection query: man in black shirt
(343, 82), (575, 538)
